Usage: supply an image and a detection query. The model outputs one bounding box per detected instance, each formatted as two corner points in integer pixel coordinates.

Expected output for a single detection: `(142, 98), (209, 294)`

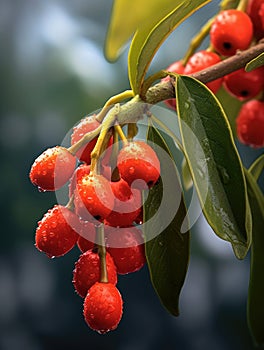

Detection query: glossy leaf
(245, 52), (264, 72)
(215, 86), (242, 135)
(104, 0), (182, 62)
(245, 169), (264, 347)
(249, 154), (264, 182)
(176, 75), (252, 259)
(182, 157), (193, 191)
(144, 124), (190, 316)
(128, 0), (210, 94)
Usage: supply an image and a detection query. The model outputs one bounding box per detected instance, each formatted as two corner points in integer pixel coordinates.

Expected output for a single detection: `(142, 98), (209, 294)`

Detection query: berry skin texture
(184, 51), (223, 93)
(162, 60), (185, 109)
(35, 205), (79, 257)
(73, 250), (117, 298)
(29, 146), (76, 191)
(223, 66), (264, 101)
(210, 9), (253, 56)
(74, 173), (115, 221)
(236, 100), (264, 148)
(77, 220), (96, 252)
(117, 141), (160, 189)
(106, 226), (146, 274)
(83, 282), (123, 334)
(71, 114), (100, 164)
(247, 0), (264, 40)
(106, 179), (142, 227)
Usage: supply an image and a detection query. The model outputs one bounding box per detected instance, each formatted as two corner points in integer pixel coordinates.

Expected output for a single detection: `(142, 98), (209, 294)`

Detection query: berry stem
(127, 123), (138, 140)
(90, 104), (120, 173)
(96, 224), (108, 283)
(114, 125), (128, 145)
(236, 0), (248, 12)
(65, 194), (75, 211)
(96, 90), (135, 123)
(144, 40), (264, 105)
(182, 17), (215, 66)
(68, 125), (102, 155)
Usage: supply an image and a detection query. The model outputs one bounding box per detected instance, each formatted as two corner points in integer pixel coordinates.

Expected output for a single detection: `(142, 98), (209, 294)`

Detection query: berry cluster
(29, 114), (160, 333)
(163, 4), (264, 148)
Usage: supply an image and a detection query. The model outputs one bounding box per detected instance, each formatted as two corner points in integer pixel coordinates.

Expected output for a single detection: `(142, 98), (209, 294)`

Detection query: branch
(145, 40), (264, 105)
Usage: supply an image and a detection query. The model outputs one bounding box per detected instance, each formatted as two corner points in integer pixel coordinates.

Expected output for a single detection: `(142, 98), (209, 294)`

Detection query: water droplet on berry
(50, 222), (57, 228)
(105, 313), (110, 320)
(129, 167), (135, 174)
(240, 124), (248, 134)
(87, 197), (93, 203)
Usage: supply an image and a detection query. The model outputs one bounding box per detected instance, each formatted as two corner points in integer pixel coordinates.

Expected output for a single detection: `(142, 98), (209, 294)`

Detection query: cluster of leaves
(104, 0), (264, 346)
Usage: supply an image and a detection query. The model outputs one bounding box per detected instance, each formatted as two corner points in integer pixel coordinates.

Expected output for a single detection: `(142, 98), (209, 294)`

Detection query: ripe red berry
(77, 221), (96, 252)
(223, 66), (264, 101)
(35, 205), (79, 257)
(210, 9), (253, 56)
(117, 141), (160, 189)
(74, 173), (115, 221)
(29, 146), (76, 191)
(71, 114), (100, 164)
(71, 114), (113, 164)
(106, 226), (146, 274)
(247, 0), (264, 40)
(236, 99), (264, 148)
(162, 60), (185, 109)
(73, 250), (117, 298)
(106, 179), (142, 227)
(184, 50), (223, 93)
(83, 282), (123, 333)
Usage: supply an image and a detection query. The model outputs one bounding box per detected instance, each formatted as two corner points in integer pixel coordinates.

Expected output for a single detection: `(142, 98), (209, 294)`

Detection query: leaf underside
(144, 124), (190, 316)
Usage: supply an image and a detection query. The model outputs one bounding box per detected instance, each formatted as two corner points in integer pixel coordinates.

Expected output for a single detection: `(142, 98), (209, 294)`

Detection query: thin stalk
(96, 224), (108, 283)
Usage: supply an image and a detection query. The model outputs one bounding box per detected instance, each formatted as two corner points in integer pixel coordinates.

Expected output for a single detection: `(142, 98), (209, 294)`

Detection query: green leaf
(245, 52), (264, 72)
(215, 86), (242, 136)
(144, 124), (190, 316)
(104, 0), (183, 62)
(176, 75), (252, 259)
(128, 0), (210, 94)
(245, 169), (264, 347)
(249, 154), (264, 182)
(182, 157), (193, 191)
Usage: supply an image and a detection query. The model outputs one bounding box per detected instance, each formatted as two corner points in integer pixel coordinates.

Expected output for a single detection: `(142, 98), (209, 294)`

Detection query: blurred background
(0, 0), (263, 349)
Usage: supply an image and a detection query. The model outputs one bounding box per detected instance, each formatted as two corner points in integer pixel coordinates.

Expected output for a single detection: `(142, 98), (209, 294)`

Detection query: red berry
(83, 282), (123, 333)
(74, 173), (115, 221)
(29, 146), (76, 191)
(35, 205), (79, 257)
(71, 114), (113, 164)
(236, 99), (264, 148)
(223, 66), (264, 101)
(77, 221), (96, 253)
(117, 141), (160, 189)
(69, 163), (91, 198)
(106, 179), (142, 227)
(71, 114), (100, 164)
(106, 226), (146, 274)
(184, 51), (223, 93)
(162, 60), (185, 109)
(73, 250), (117, 298)
(210, 9), (253, 56)
(247, 0), (264, 40)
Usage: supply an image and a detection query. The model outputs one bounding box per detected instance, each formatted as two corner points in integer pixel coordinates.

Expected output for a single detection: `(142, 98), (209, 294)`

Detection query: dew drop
(128, 167), (135, 174)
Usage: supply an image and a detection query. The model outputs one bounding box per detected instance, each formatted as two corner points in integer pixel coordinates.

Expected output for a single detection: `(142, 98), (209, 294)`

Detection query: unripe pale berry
(83, 282), (123, 333)
(210, 9), (253, 56)
(236, 100), (264, 148)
